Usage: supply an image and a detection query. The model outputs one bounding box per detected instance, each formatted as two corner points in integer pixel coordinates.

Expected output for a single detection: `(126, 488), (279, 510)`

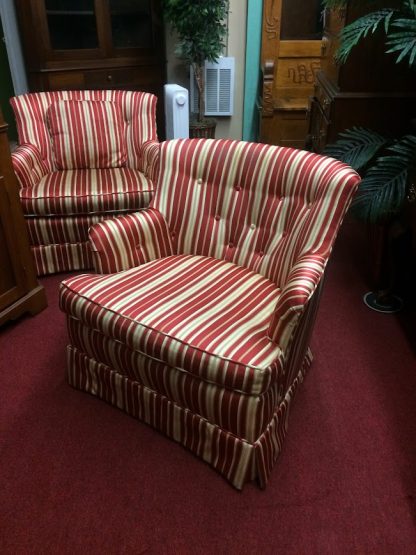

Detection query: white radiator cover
(190, 57), (235, 117)
(164, 84), (189, 140)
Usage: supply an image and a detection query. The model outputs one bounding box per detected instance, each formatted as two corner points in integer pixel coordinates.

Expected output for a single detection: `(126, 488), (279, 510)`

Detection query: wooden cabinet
(0, 108), (47, 326)
(308, 4), (416, 152)
(259, 0), (324, 149)
(15, 0), (166, 136)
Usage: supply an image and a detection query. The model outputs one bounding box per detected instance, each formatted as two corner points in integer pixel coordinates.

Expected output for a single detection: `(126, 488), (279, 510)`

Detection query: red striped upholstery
(141, 140), (160, 183)
(66, 331), (312, 490)
(11, 143), (49, 190)
(26, 214), (123, 245)
(60, 255), (283, 394)
(67, 318), (282, 443)
(10, 90), (159, 275)
(152, 139), (359, 348)
(11, 90), (157, 171)
(62, 138), (360, 488)
(32, 242), (93, 275)
(20, 168), (153, 216)
(47, 100), (127, 170)
(89, 208), (173, 273)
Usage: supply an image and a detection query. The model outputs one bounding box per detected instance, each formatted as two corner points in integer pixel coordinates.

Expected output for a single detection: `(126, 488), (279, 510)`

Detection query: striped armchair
(10, 90), (159, 275)
(60, 139), (360, 489)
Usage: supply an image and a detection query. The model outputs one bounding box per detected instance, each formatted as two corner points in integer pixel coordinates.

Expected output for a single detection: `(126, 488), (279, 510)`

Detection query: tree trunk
(193, 63), (205, 122)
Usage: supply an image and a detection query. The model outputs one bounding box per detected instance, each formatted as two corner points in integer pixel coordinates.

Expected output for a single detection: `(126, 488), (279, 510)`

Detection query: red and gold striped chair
(10, 90), (159, 275)
(59, 139), (360, 489)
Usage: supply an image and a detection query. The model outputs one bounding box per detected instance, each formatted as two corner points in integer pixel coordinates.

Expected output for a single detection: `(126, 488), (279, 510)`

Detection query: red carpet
(1, 221), (416, 554)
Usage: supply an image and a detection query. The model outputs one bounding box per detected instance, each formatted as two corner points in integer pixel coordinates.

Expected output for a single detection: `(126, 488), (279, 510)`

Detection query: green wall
(242, 0), (263, 142)
(0, 18), (17, 140)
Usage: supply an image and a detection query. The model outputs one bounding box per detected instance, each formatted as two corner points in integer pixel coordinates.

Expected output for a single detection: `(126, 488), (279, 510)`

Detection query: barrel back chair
(59, 139), (360, 489)
(10, 90), (159, 275)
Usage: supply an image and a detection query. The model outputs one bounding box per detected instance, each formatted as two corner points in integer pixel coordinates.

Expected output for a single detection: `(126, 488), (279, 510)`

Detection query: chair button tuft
(228, 242), (234, 248)
(234, 185), (241, 191)
(214, 215), (221, 221)
(250, 223), (256, 230)
(259, 251), (264, 257)
(197, 178), (203, 185)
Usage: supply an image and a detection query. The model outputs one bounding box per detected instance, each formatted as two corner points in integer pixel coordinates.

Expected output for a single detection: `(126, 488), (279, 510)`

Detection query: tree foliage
(161, 0), (229, 121)
(162, 0), (228, 66)
(321, 0), (416, 67)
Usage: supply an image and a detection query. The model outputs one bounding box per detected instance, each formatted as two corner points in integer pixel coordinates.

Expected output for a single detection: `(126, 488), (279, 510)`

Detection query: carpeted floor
(1, 221), (415, 554)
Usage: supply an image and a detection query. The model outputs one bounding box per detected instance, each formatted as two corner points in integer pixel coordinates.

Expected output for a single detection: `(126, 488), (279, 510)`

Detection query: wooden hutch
(259, 0), (324, 149)
(14, 0), (167, 136)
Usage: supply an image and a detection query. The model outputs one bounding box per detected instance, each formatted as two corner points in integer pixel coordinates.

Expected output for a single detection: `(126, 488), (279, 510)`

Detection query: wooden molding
(261, 0), (282, 63)
(261, 60), (275, 117)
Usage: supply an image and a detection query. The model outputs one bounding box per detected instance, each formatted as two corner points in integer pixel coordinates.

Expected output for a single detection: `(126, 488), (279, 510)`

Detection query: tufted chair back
(10, 90), (157, 172)
(152, 139), (359, 289)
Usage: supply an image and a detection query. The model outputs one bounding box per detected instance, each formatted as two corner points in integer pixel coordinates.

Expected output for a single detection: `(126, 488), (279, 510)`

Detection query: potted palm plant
(162, 0), (229, 137)
(322, 0), (416, 311)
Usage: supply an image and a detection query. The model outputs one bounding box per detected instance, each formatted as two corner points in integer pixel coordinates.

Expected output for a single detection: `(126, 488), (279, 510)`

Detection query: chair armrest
(11, 144), (49, 189)
(140, 140), (160, 183)
(89, 207), (174, 274)
(268, 253), (327, 349)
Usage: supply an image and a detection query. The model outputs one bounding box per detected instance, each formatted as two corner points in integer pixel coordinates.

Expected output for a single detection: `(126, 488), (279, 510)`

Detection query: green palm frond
(405, 0), (416, 16)
(386, 18), (416, 65)
(336, 9), (396, 64)
(323, 127), (389, 171)
(388, 133), (416, 157)
(351, 135), (416, 223)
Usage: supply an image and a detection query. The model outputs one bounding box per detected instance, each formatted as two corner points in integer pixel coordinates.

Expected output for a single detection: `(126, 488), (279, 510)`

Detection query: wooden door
(259, 0), (324, 148)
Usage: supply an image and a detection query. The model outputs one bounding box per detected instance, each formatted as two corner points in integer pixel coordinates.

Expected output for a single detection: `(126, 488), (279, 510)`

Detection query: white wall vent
(190, 57), (235, 117)
(164, 84), (189, 139)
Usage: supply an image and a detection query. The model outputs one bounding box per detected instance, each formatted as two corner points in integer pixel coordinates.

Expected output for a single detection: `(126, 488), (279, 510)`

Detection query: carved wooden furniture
(10, 90), (160, 276)
(308, 5), (416, 152)
(14, 0), (166, 135)
(59, 138), (360, 489)
(0, 108), (47, 326)
(259, 0), (323, 148)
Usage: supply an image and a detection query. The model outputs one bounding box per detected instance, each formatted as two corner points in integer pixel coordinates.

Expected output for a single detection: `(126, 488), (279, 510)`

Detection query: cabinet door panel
(280, 0), (323, 40)
(109, 0), (153, 49)
(0, 178), (25, 310)
(45, 0), (99, 50)
(0, 217), (19, 301)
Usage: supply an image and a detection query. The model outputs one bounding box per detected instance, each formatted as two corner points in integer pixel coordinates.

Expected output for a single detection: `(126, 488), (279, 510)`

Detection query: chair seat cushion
(20, 168), (154, 216)
(60, 254), (283, 395)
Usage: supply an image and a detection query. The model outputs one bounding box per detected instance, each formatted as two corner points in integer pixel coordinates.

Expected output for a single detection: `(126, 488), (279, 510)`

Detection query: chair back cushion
(10, 90), (157, 172)
(152, 139), (360, 288)
(47, 99), (127, 169)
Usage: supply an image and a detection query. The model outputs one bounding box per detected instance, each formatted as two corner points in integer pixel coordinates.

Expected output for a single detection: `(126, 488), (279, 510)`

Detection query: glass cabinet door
(45, 0), (99, 50)
(280, 0), (323, 41)
(109, 0), (153, 49)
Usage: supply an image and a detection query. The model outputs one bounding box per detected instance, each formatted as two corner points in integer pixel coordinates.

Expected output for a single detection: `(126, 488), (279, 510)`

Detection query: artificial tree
(162, 0), (229, 131)
(322, 0), (416, 311)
